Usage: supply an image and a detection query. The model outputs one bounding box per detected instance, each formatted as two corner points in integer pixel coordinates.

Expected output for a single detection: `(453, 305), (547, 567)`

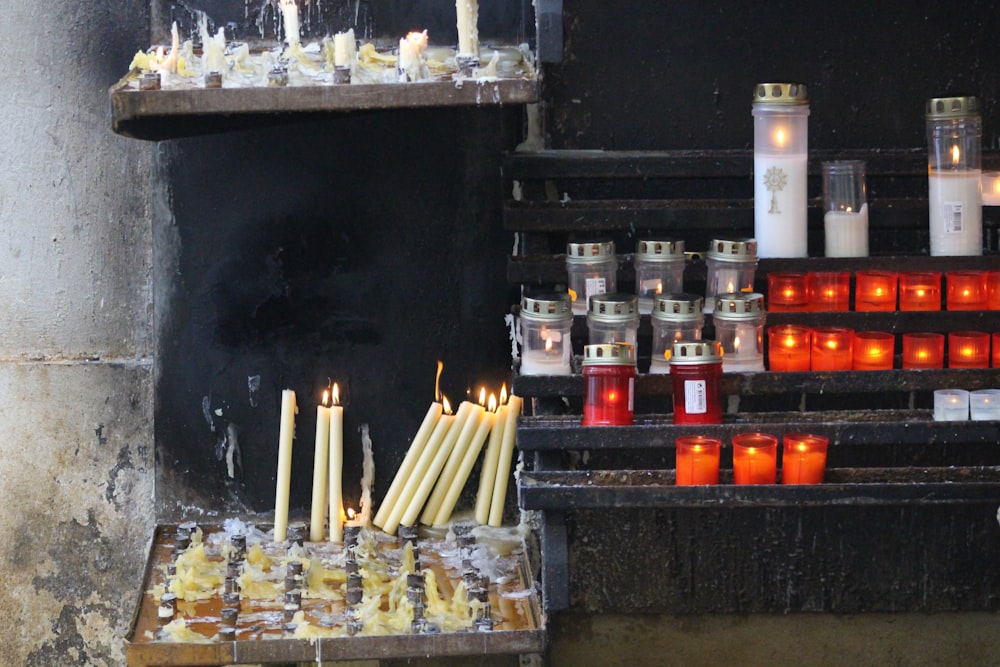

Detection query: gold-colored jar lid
(582, 342), (636, 366)
(925, 95), (980, 119)
(520, 293), (572, 321)
(713, 292), (766, 319)
(707, 238), (758, 261)
(652, 293), (704, 321)
(669, 340), (723, 364)
(588, 293), (639, 320)
(753, 83), (808, 105)
(636, 238), (685, 262)
(566, 240), (616, 263)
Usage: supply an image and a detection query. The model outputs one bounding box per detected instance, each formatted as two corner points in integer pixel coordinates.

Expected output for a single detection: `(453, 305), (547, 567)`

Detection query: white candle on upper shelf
(309, 391), (331, 542)
(281, 0), (300, 47)
(333, 29), (356, 67)
(928, 169), (982, 256)
(328, 384), (345, 543)
(754, 153), (808, 257)
(456, 0), (479, 56)
(824, 202), (869, 257)
(273, 389), (297, 542)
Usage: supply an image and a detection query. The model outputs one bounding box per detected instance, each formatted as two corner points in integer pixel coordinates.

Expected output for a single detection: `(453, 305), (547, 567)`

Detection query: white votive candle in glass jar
(634, 238), (685, 315)
(822, 160), (869, 257)
(518, 293), (573, 376)
(566, 240), (617, 315)
(587, 293), (639, 350)
(713, 292), (766, 373)
(970, 389), (1000, 421)
(649, 293), (704, 374)
(926, 96), (982, 256)
(933, 389), (970, 422)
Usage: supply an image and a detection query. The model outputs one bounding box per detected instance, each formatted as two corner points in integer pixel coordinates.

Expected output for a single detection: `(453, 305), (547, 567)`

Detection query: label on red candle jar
(684, 380), (707, 414)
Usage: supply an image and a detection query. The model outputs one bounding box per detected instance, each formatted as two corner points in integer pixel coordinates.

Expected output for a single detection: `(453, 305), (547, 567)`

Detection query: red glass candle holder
(766, 272), (809, 312)
(948, 331), (990, 369)
(946, 271), (988, 310)
(852, 331), (895, 370)
(811, 327), (854, 371)
(767, 325), (811, 372)
(898, 271), (942, 311)
(732, 433), (778, 485)
(988, 271), (1000, 310)
(994, 332), (1000, 368)
(675, 436), (722, 485)
(855, 270), (898, 312)
(670, 341), (724, 425)
(807, 271), (850, 311)
(582, 343), (636, 425)
(902, 332), (945, 369)
(781, 433), (829, 484)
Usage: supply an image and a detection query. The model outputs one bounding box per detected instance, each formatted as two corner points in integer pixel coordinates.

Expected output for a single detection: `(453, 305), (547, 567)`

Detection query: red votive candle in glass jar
(732, 433), (778, 484)
(987, 271), (1000, 310)
(582, 343), (636, 426)
(807, 271), (850, 311)
(902, 332), (945, 369)
(669, 340), (724, 425)
(946, 270), (988, 310)
(948, 331), (990, 369)
(994, 333), (1000, 367)
(811, 327), (854, 371)
(781, 433), (829, 484)
(852, 331), (895, 370)
(675, 436), (722, 485)
(899, 271), (942, 311)
(767, 324), (811, 371)
(855, 270), (898, 312)
(767, 272), (809, 312)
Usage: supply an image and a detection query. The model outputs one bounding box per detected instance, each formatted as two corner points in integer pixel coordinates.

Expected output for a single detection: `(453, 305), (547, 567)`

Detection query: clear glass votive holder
(635, 238), (686, 315)
(518, 293), (574, 376)
(987, 271), (1000, 310)
(703, 238), (758, 314)
(587, 293), (639, 349)
(807, 271), (850, 311)
(767, 272), (809, 312)
(948, 330), (990, 368)
(767, 324), (811, 372)
(933, 389), (969, 421)
(899, 271), (942, 311)
(946, 270), (988, 310)
(902, 332), (945, 369)
(970, 389), (1000, 421)
(649, 294), (704, 374)
(855, 270), (898, 312)
(822, 160), (869, 258)
(566, 240), (617, 315)
(675, 436), (722, 485)
(712, 292), (766, 372)
(811, 327), (854, 371)
(781, 433), (829, 485)
(732, 433), (778, 485)
(852, 331), (895, 370)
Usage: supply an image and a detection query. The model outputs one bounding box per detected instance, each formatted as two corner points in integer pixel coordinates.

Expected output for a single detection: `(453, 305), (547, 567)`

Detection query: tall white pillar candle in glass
(822, 160), (869, 257)
(933, 389), (969, 421)
(753, 83), (810, 258)
(926, 96), (982, 256)
(703, 238), (758, 314)
(519, 293), (573, 375)
(712, 292), (766, 372)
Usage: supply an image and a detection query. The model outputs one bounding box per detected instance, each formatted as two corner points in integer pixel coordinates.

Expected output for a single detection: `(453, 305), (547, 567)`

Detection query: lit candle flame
(499, 383), (508, 405)
(734, 336), (741, 352)
(796, 442), (808, 453)
(774, 128), (787, 147)
(655, 281), (663, 295)
(951, 145), (961, 165)
(825, 340), (838, 350)
(478, 386), (487, 405)
(346, 507), (356, 520)
(607, 390), (618, 402)
(332, 383), (341, 406)
(727, 281), (735, 293)
(442, 395), (452, 414)
(322, 389), (330, 407)
(962, 346), (975, 358)
(488, 393), (498, 412)
(545, 337), (554, 353)
(783, 336), (796, 349)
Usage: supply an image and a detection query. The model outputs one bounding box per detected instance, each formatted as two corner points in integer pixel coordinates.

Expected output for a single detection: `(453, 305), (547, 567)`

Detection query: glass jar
(649, 293), (704, 374)
(712, 292), (766, 372)
(582, 343), (636, 426)
(566, 240), (617, 315)
(518, 293), (573, 376)
(753, 83), (810, 258)
(669, 340), (723, 425)
(587, 293), (639, 349)
(926, 96), (982, 256)
(703, 238), (758, 314)
(634, 238), (685, 314)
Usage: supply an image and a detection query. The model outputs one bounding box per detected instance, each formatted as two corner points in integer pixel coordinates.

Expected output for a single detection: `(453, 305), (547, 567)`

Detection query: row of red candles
(768, 270), (1000, 312)
(768, 326), (1000, 371)
(676, 433), (828, 486)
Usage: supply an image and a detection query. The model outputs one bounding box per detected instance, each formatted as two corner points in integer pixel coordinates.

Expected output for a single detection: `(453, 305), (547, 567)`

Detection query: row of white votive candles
(934, 389), (1000, 421)
(768, 269), (1000, 312)
(768, 327), (1000, 371)
(676, 433), (829, 485)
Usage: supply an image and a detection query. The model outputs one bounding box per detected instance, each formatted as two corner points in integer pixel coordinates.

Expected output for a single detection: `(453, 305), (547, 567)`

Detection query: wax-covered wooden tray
(125, 522), (545, 666)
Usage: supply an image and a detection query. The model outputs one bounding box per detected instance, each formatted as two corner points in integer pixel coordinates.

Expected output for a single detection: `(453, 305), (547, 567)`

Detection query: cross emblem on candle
(764, 166), (788, 214)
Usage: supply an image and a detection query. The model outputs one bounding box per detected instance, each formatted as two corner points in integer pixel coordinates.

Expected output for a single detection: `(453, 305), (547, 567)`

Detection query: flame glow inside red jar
(670, 340), (724, 425)
(582, 343), (636, 426)
(902, 332), (945, 369)
(852, 331), (895, 370)
(899, 271), (942, 311)
(675, 436), (722, 485)
(767, 324), (811, 371)
(948, 331), (990, 368)
(807, 271), (851, 311)
(946, 271), (988, 310)
(732, 433), (778, 484)
(988, 271), (1000, 310)
(855, 270), (898, 312)
(766, 272), (809, 312)
(781, 433), (829, 484)
(811, 327), (854, 371)
(994, 333), (1000, 368)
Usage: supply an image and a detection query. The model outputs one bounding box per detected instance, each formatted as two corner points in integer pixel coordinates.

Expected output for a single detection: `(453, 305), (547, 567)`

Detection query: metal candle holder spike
(204, 71), (223, 88)
(267, 67), (289, 87)
(139, 71), (161, 90)
(456, 55), (480, 77)
(333, 65), (351, 84)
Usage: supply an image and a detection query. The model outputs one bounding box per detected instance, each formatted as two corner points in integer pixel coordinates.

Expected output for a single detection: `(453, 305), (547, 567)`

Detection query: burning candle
(899, 271), (942, 311)
(475, 385), (507, 524)
(982, 172), (1000, 205)
(811, 327), (854, 371)
(273, 389), (297, 542)
(855, 270), (898, 312)
(519, 294), (573, 376)
(926, 96), (983, 256)
(807, 271), (851, 311)
(948, 331), (990, 368)
(994, 333), (1000, 367)
(582, 343), (636, 426)
(766, 272), (809, 312)
(670, 341), (724, 425)
(945, 270), (988, 310)
(703, 238), (758, 314)
(732, 433), (778, 484)
(781, 434), (829, 484)
(933, 389), (969, 421)
(398, 30), (429, 81)
(902, 332), (945, 369)
(649, 294), (705, 374)
(488, 393), (523, 527)
(309, 391), (332, 542)
(674, 436), (721, 485)
(987, 271), (1000, 310)
(822, 161), (869, 257)
(328, 384), (345, 543)
(634, 238), (685, 314)
(970, 389), (1000, 421)
(713, 292), (766, 372)
(431, 393), (497, 526)
(420, 393), (486, 525)
(852, 331), (895, 370)
(767, 324), (811, 372)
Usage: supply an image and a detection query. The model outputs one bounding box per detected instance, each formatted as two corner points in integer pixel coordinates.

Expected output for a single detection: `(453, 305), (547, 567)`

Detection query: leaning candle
(781, 433), (829, 484)
(488, 394), (523, 526)
(474, 387), (508, 524)
(273, 389), (297, 542)
(309, 391), (331, 542)
(328, 384), (345, 543)
(432, 395), (497, 526)
(372, 400), (443, 529)
(420, 394), (486, 525)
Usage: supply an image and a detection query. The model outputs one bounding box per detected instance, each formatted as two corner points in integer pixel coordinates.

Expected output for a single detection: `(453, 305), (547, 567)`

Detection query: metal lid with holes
(925, 96), (980, 119)
(520, 293), (572, 321)
(566, 240), (616, 264)
(582, 342), (636, 366)
(753, 83), (808, 105)
(652, 293), (704, 321)
(636, 238), (685, 262)
(669, 340), (723, 365)
(588, 293), (639, 321)
(713, 292), (766, 319)
(706, 238), (758, 261)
